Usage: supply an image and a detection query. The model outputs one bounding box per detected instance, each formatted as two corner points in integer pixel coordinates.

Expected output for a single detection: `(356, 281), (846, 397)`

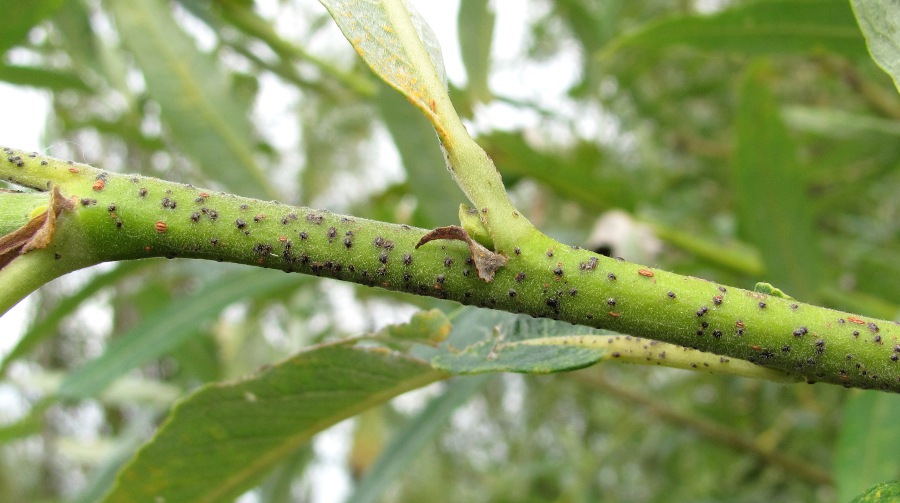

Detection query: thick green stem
(2, 147), (899, 392)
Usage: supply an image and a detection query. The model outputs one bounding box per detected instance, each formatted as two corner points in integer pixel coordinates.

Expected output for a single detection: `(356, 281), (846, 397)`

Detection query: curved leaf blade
(851, 0), (900, 92)
(102, 342), (445, 503)
(318, 0), (448, 122)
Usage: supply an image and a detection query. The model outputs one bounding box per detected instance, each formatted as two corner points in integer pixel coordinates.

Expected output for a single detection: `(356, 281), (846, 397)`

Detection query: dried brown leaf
(0, 187), (74, 269)
(416, 225), (507, 281)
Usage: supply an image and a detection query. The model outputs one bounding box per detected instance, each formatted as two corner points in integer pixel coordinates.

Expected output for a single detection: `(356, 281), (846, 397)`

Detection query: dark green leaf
(0, 0), (66, 54)
(835, 392), (900, 502)
(732, 61), (824, 300)
(103, 342), (445, 503)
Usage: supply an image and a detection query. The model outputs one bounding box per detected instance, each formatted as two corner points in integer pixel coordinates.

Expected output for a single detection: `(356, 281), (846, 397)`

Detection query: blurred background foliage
(0, 0), (898, 501)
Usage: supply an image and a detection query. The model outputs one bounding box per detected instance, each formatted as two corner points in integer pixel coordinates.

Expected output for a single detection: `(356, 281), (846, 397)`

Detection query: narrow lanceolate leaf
(835, 392), (900, 502)
(103, 342), (445, 503)
(733, 62), (824, 301)
(0, 64), (90, 92)
(318, 0), (448, 124)
(783, 106), (900, 138)
(851, 0), (900, 92)
(107, 0), (277, 200)
(602, 0), (867, 60)
(59, 269), (301, 399)
(378, 87), (467, 225)
(320, 0), (527, 244)
(458, 0), (495, 103)
(0, 0), (66, 54)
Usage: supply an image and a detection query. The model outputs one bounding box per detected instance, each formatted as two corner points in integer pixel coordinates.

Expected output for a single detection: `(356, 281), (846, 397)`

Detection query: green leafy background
(0, 0), (898, 502)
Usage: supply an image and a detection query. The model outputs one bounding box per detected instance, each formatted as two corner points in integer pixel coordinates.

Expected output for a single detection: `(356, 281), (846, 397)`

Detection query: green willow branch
(1, 147), (899, 392)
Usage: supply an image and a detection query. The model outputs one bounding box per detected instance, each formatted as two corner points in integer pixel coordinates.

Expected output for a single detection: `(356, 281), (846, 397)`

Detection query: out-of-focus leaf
(0, 64), (90, 92)
(378, 87), (466, 224)
(71, 436), (144, 503)
(478, 131), (635, 213)
(346, 375), (488, 503)
(0, 261), (148, 375)
(51, 0), (101, 75)
(300, 97), (376, 206)
(58, 269), (300, 398)
(554, 0), (616, 54)
(850, 481), (900, 503)
(0, 399), (49, 444)
(431, 308), (613, 374)
(602, 0), (867, 60)
(458, 0), (495, 102)
(103, 342), (445, 503)
(201, 0), (376, 96)
(0, 0), (66, 54)
(856, 252), (900, 306)
(851, 1), (900, 92)
(318, 0), (448, 122)
(732, 61), (824, 300)
(835, 392), (900, 502)
(649, 223), (765, 276)
(784, 106), (900, 138)
(377, 308), (451, 345)
(820, 288), (898, 322)
(257, 447), (313, 503)
(107, 0), (277, 199)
